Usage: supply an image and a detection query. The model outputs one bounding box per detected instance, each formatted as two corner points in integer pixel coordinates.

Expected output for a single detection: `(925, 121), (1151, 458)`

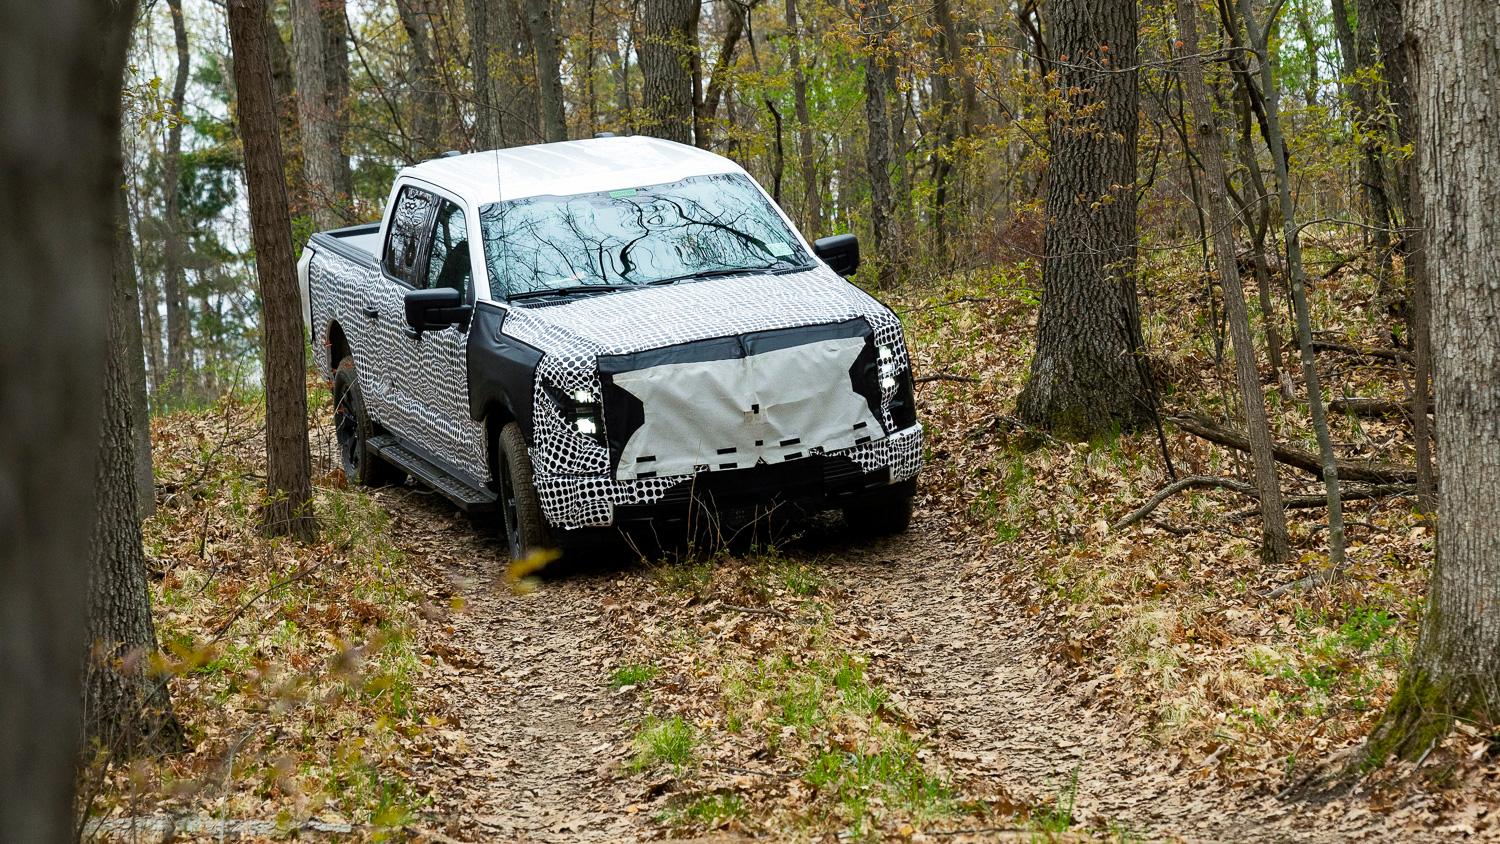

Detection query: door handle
(361, 305), (380, 320)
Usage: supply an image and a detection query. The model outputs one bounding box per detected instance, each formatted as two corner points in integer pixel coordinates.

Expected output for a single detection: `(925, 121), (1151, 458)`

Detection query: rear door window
(383, 185), (438, 285)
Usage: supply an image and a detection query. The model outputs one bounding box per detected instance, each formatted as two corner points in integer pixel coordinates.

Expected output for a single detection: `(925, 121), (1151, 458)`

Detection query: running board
(368, 434), (498, 513)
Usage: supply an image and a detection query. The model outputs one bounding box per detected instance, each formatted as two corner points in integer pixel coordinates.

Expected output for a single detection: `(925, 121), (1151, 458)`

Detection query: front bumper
(534, 423), (923, 529)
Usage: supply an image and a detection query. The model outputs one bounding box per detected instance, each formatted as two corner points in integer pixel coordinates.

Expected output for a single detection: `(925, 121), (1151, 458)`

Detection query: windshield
(479, 172), (811, 298)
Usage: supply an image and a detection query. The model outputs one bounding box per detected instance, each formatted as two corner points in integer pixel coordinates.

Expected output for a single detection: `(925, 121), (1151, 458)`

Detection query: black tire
(333, 356), (401, 487)
(497, 421), (554, 560)
(842, 482), (915, 537)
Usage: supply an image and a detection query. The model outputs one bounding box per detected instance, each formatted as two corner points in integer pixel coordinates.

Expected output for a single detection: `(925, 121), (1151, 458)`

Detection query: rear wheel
(842, 481), (915, 537)
(333, 356), (400, 486)
(497, 422), (553, 560)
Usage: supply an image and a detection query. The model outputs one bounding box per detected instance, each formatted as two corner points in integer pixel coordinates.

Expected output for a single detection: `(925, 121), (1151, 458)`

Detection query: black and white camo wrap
(310, 253), (921, 530)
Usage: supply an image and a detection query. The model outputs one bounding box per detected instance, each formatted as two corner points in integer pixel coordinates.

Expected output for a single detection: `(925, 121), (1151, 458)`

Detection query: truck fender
(466, 301), (542, 444)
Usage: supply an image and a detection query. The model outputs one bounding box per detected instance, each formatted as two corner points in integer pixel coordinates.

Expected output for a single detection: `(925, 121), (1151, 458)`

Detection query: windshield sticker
(608, 188), (638, 199)
(767, 241), (794, 257)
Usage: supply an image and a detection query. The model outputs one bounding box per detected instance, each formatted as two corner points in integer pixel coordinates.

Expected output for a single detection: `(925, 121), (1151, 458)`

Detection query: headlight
(544, 381), (606, 445)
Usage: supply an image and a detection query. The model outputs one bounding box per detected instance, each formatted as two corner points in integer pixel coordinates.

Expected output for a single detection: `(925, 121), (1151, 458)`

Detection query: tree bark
(228, 0), (319, 543)
(1174, 0), (1291, 565)
(162, 0), (192, 402)
(394, 0), (448, 156)
(785, 0), (820, 233)
(116, 183), (156, 519)
(1015, 0), (1151, 438)
(639, 0), (699, 143)
(1238, 0), (1348, 568)
(859, 0), (898, 288)
(0, 0), (135, 837)
(1367, 0), (1500, 763)
(86, 185), (182, 756)
(468, 0), (542, 147)
(293, 0), (354, 229)
(695, 0), (747, 148)
(523, 0), (568, 142)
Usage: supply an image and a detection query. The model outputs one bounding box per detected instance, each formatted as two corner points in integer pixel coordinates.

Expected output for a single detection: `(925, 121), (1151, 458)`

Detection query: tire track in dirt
(380, 490), (650, 842)
(816, 520), (1414, 843)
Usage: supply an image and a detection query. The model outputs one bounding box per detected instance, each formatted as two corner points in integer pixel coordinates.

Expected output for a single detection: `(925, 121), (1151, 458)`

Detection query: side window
(382, 185), (437, 284)
(425, 199), (472, 296)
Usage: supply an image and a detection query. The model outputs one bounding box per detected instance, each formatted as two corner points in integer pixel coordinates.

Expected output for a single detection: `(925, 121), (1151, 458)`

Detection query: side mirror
(404, 287), (470, 333)
(813, 234), (860, 277)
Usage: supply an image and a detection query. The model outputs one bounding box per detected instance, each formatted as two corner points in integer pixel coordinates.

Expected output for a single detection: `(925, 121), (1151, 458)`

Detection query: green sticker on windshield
(768, 241), (794, 257)
(608, 188), (638, 198)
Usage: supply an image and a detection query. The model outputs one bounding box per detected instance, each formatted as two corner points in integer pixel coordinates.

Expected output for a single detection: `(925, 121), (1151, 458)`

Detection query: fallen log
(1111, 474), (1259, 531)
(915, 373), (979, 385)
(1309, 339), (1412, 364)
(1166, 413), (1418, 484)
(1228, 484), (1414, 520)
(1328, 396), (1433, 419)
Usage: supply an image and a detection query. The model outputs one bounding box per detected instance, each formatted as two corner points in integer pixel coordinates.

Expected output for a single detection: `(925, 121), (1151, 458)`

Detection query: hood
(499, 267), (899, 357)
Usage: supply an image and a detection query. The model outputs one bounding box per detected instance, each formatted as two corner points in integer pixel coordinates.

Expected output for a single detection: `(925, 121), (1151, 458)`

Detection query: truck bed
(309, 221), (382, 267)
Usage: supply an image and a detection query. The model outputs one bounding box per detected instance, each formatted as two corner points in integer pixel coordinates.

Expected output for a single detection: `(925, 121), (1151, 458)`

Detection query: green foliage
(631, 716), (697, 773)
(610, 663), (660, 689)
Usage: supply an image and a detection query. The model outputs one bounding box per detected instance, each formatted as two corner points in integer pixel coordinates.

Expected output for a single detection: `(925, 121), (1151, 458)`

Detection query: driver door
(400, 197), (487, 483)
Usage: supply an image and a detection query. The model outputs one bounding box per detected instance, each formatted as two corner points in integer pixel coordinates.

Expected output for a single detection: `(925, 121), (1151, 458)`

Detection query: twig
(914, 373), (979, 385)
(720, 603), (789, 619)
(1111, 475), (1259, 531)
(904, 295), (995, 312)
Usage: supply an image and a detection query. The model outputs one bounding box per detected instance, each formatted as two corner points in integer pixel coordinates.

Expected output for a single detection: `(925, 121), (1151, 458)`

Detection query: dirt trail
(382, 491), (648, 842)
(821, 524), (1409, 842)
(389, 487), (1416, 842)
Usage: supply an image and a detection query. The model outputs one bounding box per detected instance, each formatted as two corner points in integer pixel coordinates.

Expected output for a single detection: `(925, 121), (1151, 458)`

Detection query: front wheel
(497, 422), (554, 561)
(842, 481), (915, 538)
(333, 356), (401, 487)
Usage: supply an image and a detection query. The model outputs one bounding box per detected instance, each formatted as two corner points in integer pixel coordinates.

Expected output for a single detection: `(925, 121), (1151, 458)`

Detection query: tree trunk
(466, 0), (498, 148)
(1365, 0), (1435, 514)
(1338, 0), (1398, 306)
(1175, 0), (1291, 564)
(1015, 0), (1151, 438)
(470, 0), (542, 147)
(162, 0), (192, 403)
(785, 0), (819, 233)
(1238, 0), (1347, 568)
(228, 0), (319, 543)
(394, 0), (447, 156)
(695, 0), (747, 148)
(116, 184), (156, 519)
(523, 0), (568, 142)
(859, 0), (898, 288)
(639, 0), (699, 144)
(0, 0), (135, 836)
(1367, 0), (1500, 763)
(293, 0), (354, 230)
(86, 185), (182, 756)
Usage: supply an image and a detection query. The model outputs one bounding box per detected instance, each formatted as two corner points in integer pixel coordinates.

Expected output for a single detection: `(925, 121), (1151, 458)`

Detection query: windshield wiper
(647, 262), (814, 286)
(507, 284), (628, 301)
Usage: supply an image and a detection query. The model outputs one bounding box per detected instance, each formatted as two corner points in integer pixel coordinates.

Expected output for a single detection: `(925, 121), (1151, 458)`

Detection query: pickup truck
(298, 135), (922, 559)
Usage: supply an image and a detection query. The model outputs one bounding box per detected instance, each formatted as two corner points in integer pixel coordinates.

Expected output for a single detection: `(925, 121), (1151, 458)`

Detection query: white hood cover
(610, 335), (881, 480)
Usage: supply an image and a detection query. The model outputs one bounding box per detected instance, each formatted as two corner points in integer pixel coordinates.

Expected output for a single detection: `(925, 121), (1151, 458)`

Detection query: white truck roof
(400, 136), (744, 207)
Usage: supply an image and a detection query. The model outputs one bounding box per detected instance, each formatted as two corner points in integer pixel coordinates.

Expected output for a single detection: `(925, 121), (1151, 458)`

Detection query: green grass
(610, 663), (659, 689)
(631, 715), (696, 772)
(658, 792), (749, 829)
(1031, 767), (1079, 833)
(804, 733), (953, 833)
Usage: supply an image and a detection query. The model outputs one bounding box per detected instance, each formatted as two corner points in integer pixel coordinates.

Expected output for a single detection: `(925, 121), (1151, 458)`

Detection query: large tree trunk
(228, 0), (319, 543)
(1239, 0), (1348, 567)
(1015, 0), (1151, 438)
(86, 185), (182, 756)
(162, 0), (192, 403)
(523, 0), (568, 142)
(639, 0), (699, 144)
(1174, 0), (1290, 564)
(293, 0), (354, 229)
(859, 0), (898, 288)
(695, 0), (747, 148)
(0, 0), (136, 837)
(785, 0), (820, 233)
(1367, 0), (1500, 762)
(394, 0), (449, 157)
(468, 0), (542, 147)
(116, 183), (156, 519)
(1364, 0), (1435, 514)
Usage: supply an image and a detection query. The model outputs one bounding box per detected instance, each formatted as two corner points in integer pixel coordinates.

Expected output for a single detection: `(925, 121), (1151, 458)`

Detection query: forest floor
(92, 249), (1500, 841)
